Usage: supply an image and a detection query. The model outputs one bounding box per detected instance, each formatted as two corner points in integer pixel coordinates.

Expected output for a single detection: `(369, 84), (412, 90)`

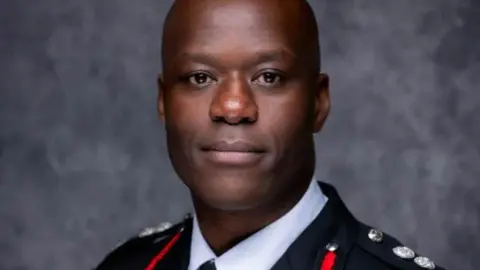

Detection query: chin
(193, 172), (273, 211)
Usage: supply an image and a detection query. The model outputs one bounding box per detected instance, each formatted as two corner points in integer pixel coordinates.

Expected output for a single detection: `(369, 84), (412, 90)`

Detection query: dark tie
(197, 259), (217, 270)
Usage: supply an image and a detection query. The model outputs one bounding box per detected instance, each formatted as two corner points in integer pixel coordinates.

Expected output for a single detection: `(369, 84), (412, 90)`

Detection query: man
(95, 0), (445, 269)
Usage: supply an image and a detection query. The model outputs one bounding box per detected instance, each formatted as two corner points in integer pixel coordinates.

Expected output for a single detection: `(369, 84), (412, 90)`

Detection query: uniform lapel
(270, 182), (360, 270)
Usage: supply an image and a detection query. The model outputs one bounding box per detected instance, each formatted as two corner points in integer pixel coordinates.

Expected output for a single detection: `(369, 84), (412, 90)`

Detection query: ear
(157, 73), (166, 122)
(313, 73), (330, 133)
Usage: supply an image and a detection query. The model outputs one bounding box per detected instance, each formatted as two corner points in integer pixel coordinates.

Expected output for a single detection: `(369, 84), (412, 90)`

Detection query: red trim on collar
(145, 231), (183, 270)
(320, 250), (337, 270)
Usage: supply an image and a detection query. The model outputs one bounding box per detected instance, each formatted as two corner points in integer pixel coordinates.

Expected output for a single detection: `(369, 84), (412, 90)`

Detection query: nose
(209, 77), (258, 125)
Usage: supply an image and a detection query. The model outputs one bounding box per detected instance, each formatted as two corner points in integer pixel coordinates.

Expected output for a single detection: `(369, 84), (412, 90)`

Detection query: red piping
(144, 231), (182, 270)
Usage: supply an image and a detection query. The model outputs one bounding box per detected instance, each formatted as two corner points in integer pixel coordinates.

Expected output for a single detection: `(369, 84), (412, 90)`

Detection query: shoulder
(346, 222), (446, 270)
(94, 218), (188, 270)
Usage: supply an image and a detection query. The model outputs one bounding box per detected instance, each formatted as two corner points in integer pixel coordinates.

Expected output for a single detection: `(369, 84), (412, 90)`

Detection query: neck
(193, 163), (315, 255)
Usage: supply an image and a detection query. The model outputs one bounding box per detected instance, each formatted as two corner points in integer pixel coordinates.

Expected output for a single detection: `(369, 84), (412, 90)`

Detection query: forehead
(163, 1), (305, 62)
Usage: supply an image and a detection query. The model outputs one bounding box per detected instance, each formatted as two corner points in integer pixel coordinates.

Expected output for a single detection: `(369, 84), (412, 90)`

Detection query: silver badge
(392, 246), (415, 259)
(326, 242), (339, 251)
(414, 256), (435, 269)
(368, 228), (384, 243)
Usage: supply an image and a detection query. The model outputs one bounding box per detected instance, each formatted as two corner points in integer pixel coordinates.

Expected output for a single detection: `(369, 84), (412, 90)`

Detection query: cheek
(164, 98), (206, 178)
(165, 94), (208, 133)
(164, 96), (207, 158)
(258, 95), (311, 145)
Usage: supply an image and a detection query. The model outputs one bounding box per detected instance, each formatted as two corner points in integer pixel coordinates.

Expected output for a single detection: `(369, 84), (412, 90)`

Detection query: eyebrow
(177, 48), (296, 68)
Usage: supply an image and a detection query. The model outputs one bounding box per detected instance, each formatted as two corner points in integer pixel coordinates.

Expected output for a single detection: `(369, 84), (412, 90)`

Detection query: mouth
(200, 140), (266, 166)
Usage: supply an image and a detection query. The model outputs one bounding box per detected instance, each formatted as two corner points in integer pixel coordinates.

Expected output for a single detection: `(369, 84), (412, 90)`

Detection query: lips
(202, 140), (265, 153)
(200, 140), (266, 166)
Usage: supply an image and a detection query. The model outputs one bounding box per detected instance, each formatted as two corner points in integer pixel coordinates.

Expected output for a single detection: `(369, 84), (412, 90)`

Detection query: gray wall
(1, 0), (478, 269)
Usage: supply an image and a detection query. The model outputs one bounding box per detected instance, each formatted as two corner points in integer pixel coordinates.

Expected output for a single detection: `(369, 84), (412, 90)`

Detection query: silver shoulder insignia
(392, 246), (415, 259)
(414, 256), (436, 269)
(368, 228), (384, 243)
(138, 222), (172, 238)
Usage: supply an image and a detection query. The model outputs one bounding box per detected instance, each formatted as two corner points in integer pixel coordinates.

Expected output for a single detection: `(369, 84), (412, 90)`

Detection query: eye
(186, 72), (215, 88)
(253, 71), (283, 86)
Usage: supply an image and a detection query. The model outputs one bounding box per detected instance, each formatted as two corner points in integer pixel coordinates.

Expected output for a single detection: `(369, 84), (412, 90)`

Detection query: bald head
(161, 0), (321, 74)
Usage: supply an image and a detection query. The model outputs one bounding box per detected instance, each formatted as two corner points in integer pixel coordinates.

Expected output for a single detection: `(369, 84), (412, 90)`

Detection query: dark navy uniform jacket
(94, 182), (446, 270)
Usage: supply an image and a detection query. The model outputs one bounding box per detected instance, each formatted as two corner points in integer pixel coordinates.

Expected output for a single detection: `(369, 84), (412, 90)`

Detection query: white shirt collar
(188, 179), (328, 270)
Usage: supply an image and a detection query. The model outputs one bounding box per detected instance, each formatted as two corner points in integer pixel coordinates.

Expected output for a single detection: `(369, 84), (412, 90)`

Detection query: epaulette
(356, 223), (444, 270)
(95, 214), (192, 269)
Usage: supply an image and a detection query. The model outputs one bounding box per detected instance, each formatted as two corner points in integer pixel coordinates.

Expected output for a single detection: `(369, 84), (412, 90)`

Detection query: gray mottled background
(0, 0), (479, 269)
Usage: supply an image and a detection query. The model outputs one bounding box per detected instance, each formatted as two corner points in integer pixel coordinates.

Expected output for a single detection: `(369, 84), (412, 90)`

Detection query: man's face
(159, 0), (329, 211)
